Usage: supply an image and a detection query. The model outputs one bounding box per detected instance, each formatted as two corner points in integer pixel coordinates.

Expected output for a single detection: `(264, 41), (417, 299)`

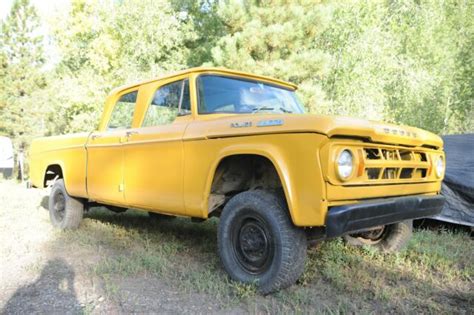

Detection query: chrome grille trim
(361, 147), (429, 181)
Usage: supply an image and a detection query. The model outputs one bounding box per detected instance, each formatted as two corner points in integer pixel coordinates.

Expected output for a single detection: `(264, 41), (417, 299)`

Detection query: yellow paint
(29, 67), (445, 227)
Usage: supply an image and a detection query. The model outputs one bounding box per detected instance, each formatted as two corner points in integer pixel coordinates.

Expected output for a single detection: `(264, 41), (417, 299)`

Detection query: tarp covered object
(433, 134), (474, 226)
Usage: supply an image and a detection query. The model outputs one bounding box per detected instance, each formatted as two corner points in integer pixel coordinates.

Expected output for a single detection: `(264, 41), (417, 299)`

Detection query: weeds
(1, 180), (472, 314)
(62, 206), (474, 313)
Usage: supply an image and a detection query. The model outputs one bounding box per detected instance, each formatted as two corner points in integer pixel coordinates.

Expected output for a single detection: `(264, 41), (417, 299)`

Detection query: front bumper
(325, 195), (445, 238)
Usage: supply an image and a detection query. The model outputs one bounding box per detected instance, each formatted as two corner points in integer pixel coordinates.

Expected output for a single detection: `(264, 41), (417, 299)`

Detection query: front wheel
(218, 190), (307, 294)
(49, 179), (84, 229)
(343, 220), (413, 253)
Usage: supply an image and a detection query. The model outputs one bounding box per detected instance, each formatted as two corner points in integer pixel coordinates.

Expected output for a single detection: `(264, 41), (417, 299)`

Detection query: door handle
(120, 131), (139, 143)
(125, 131), (139, 137)
(91, 134), (101, 140)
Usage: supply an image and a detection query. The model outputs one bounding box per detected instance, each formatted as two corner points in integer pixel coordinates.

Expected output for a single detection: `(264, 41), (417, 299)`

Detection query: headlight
(337, 149), (354, 180)
(435, 156), (445, 178)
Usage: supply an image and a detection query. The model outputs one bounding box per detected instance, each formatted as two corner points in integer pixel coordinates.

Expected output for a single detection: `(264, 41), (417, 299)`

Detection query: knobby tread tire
(49, 179), (84, 229)
(379, 220), (413, 252)
(344, 220), (413, 253)
(218, 190), (307, 294)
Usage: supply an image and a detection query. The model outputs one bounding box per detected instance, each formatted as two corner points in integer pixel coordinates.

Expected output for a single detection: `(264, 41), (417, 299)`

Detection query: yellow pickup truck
(29, 67), (445, 293)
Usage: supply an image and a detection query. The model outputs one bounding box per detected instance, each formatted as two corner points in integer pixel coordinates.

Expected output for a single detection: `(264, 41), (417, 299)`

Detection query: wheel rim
(52, 190), (66, 222)
(231, 213), (274, 275)
(349, 226), (386, 245)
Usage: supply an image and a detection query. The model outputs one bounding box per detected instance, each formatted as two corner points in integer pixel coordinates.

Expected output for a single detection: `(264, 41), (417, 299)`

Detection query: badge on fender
(257, 119), (284, 127)
(230, 121), (252, 128)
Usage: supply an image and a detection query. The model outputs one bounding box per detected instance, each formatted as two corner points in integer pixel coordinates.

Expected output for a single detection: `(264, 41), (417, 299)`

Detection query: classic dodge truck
(29, 67), (445, 293)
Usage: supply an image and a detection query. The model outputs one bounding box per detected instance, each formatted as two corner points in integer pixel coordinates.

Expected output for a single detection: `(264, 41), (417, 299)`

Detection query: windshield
(197, 75), (305, 114)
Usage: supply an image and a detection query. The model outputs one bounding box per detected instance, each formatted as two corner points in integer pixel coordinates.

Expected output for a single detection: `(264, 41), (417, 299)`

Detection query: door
(123, 79), (191, 215)
(86, 90), (138, 205)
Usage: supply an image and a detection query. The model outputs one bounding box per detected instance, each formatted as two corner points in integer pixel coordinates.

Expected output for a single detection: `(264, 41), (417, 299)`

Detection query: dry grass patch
(0, 180), (472, 314)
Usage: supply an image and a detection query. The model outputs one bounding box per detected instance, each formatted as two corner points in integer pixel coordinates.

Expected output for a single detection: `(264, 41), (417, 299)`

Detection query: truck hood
(190, 114), (443, 148)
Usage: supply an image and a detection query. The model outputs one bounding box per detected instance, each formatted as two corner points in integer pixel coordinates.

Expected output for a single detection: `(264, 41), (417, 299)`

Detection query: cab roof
(109, 67), (298, 96)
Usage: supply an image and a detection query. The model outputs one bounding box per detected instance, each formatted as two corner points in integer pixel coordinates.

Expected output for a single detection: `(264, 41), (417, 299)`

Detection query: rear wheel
(218, 190), (307, 294)
(49, 179), (84, 229)
(343, 220), (413, 252)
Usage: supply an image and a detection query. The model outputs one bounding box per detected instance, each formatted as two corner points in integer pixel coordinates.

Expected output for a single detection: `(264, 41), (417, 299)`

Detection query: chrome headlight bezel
(435, 156), (445, 178)
(336, 149), (354, 181)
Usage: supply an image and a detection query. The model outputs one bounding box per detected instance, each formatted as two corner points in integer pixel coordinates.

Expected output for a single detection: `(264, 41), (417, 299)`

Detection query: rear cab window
(142, 79), (191, 127)
(107, 90), (138, 130)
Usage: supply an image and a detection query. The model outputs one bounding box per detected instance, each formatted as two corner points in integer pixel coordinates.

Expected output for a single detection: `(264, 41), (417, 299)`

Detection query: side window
(142, 79), (190, 127)
(108, 91), (137, 130)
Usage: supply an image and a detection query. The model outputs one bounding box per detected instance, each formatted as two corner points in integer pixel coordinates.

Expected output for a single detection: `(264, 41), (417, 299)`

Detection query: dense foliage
(0, 0), (46, 149)
(0, 0), (472, 151)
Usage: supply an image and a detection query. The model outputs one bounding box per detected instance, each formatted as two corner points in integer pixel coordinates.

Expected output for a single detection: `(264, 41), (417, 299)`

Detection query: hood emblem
(383, 127), (417, 138)
(257, 119), (284, 127)
(230, 121), (252, 128)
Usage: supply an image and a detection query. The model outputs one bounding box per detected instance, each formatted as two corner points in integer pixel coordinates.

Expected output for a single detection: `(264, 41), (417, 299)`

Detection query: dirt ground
(0, 181), (237, 314)
(0, 180), (472, 314)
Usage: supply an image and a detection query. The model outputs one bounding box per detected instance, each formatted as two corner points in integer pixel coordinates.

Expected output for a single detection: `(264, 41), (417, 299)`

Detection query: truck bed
(29, 132), (90, 198)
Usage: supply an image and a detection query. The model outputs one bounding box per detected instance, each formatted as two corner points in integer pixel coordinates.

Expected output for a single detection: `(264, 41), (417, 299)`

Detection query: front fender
(183, 133), (328, 226)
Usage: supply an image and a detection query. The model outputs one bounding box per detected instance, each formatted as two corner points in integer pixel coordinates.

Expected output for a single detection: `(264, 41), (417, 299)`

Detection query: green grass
(62, 207), (473, 313)
(1, 180), (472, 313)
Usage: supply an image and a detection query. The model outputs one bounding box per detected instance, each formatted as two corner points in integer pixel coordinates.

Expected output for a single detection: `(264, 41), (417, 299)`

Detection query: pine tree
(210, 0), (473, 133)
(171, 0), (225, 66)
(209, 0), (331, 113)
(0, 0), (46, 148)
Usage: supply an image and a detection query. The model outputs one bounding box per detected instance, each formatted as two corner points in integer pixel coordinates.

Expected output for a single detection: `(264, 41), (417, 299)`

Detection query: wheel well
(208, 155), (284, 215)
(44, 164), (63, 187)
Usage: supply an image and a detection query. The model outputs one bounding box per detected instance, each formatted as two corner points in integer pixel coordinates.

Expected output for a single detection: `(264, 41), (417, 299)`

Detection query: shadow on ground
(85, 207), (219, 250)
(2, 258), (82, 314)
(40, 195), (49, 211)
(415, 218), (474, 236)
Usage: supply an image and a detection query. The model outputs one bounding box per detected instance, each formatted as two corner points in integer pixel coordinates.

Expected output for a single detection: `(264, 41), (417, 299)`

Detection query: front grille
(360, 147), (430, 182)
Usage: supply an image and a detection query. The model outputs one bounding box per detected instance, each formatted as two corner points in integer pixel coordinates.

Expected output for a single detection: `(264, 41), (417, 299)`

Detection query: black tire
(343, 220), (413, 253)
(148, 212), (176, 221)
(218, 190), (307, 294)
(49, 179), (84, 229)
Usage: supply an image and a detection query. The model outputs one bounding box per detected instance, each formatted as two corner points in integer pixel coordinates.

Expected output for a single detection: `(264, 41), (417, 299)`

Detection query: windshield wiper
(252, 105), (293, 114)
(252, 106), (275, 114)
